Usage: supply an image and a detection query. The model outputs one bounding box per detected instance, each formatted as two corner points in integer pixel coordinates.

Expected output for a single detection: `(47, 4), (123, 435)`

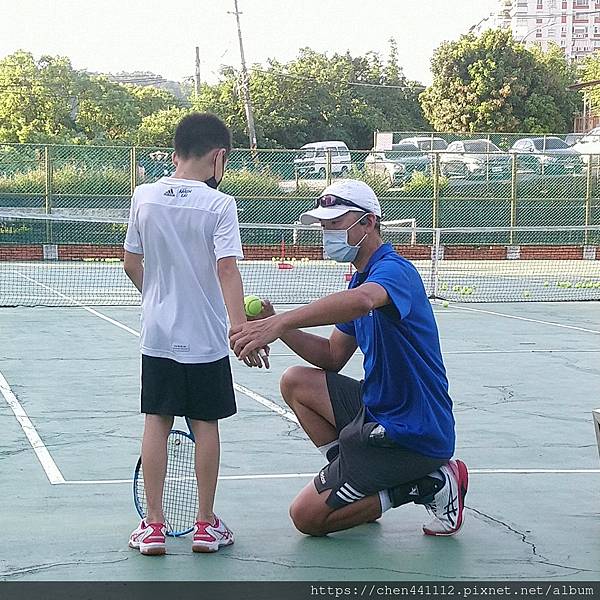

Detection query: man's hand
(247, 298), (275, 321)
(229, 315), (284, 362)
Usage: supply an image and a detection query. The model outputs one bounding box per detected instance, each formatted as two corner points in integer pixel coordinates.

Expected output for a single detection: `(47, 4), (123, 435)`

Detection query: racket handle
(185, 417), (196, 442)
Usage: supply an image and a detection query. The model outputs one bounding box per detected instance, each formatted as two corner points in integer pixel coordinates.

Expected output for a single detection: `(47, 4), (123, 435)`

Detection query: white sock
(378, 489), (392, 513)
(317, 440), (339, 458)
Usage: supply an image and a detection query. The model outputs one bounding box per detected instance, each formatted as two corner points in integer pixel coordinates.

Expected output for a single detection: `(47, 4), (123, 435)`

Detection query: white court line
(61, 468), (600, 485)
(233, 383), (298, 423)
(0, 370), (65, 484)
(447, 304), (600, 335)
(17, 272), (139, 336)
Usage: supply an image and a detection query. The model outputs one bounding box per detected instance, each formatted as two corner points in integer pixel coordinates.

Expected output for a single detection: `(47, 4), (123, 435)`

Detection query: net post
(585, 156), (593, 245)
(326, 149), (332, 186)
(510, 153), (518, 245)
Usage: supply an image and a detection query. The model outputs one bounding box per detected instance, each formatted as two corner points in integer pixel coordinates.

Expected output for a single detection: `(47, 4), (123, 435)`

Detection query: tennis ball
(442, 301), (449, 308)
(244, 295), (262, 317)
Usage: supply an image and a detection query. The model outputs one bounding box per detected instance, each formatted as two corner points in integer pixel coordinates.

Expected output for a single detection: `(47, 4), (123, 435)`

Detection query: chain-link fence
(0, 141), (599, 231)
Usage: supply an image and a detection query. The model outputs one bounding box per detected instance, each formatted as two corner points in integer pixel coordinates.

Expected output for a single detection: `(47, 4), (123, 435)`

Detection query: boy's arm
(124, 250), (144, 292)
(217, 257), (268, 368)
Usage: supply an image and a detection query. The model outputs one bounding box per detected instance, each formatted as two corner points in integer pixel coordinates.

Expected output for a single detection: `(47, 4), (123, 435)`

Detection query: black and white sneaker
(422, 459), (468, 536)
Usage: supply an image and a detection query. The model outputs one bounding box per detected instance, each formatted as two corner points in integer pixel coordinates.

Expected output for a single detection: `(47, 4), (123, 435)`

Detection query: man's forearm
(278, 288), (371, 332)
(280, 329), (338, 371)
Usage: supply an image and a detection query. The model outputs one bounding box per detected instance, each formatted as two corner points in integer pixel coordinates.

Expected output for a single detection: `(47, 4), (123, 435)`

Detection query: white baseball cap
(299, 179), (382, 225)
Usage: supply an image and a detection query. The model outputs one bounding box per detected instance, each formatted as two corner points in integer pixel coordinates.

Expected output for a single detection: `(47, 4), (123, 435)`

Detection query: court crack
(0, 555), (129, 579)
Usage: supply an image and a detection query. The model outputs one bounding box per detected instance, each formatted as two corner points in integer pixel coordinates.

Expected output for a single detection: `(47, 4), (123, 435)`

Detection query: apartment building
(476, 0), (600, 60)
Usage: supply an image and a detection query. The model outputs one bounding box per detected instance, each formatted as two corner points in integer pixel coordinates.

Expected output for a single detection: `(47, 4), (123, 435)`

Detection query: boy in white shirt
(124, 113), (266, 555)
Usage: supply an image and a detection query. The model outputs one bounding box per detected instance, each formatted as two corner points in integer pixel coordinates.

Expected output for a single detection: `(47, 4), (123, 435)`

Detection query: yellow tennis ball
(442, 301), (449, 308)
(244, 295), (262, 317)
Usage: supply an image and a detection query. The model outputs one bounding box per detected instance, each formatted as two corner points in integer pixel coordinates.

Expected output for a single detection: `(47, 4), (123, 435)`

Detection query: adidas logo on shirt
(163, 188), (175, 197)
(409, 485), (420, 496)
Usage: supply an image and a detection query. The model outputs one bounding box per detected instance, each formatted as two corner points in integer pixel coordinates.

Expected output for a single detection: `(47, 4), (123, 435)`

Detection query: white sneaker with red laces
(192, 516), (234, 553)
(128, 519), (166, 555)
(422, 459), (469, 536)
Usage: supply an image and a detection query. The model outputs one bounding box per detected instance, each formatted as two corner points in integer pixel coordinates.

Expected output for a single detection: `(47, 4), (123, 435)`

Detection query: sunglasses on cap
(315, 194), (364, 211)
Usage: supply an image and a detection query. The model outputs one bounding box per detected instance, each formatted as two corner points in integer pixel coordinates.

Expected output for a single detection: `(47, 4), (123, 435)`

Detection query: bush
(220, 168), (283, 197)
(346, 167), (392, 196)
(402, 171), (449, 195)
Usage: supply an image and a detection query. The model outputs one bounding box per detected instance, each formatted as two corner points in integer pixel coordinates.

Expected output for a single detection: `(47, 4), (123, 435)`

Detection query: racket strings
(135, 430), (198, 536)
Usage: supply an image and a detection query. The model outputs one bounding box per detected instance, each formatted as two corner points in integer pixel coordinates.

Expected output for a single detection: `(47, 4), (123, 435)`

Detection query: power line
(248, 66), (425, 91)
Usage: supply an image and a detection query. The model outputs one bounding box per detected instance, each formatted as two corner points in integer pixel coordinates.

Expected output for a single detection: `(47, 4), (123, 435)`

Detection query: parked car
(570, 127), (600, 164)
(564, 133), (584, 147)
(509, 137), (583, 175)
(397, 136), (448, 151)
(293, 141), (351, 177)
(364, 143), (430, 183)
(439, 140), (511, 179)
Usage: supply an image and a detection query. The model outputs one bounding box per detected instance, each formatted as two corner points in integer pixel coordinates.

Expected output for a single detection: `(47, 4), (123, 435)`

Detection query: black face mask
(204, 151), (225, 189)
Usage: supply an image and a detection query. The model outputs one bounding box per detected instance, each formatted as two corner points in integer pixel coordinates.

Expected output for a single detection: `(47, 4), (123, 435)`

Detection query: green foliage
(346, 166), (392, 196)
(220, 168), (283, 197)
(421, 29), (579, 133)
(136, 107), (188, 147)
(402, 171), (449, 194)
(193, 41), (426, 149)
(0, 164), (129, 195)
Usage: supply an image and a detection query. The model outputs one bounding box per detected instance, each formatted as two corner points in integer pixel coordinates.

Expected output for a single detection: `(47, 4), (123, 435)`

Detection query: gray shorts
(313, 372), (446, 510)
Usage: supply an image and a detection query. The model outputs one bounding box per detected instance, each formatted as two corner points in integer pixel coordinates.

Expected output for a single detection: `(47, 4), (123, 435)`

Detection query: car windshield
(417, 139), (447, 150)
(532, 138), (569, 150)
(463, 141), (499, 153)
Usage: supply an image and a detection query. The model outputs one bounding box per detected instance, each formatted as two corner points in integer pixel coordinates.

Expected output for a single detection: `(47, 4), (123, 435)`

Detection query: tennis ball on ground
(442, 301), (449, 308)
(244, 295), (263, 317)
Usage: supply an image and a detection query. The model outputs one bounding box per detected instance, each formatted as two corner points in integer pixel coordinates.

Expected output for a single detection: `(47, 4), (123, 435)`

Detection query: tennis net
(1, 212), (599, 306)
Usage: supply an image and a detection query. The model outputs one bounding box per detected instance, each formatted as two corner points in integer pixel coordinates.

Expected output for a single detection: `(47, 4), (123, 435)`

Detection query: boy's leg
(141, 413), (174, 523)
(188, 418), (220, 523)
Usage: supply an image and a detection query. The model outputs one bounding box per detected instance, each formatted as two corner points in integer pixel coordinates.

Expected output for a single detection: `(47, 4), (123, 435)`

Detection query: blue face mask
(323, 216), (368, 263)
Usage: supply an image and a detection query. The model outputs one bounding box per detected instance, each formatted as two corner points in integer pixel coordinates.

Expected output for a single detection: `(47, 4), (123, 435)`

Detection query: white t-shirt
(124, 177), (243, 363)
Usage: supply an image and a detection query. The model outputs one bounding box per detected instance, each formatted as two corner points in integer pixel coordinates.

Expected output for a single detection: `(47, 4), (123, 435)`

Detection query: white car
(364, 150), (406, 183)
(293, 141), (351, 177)
(571, 127), (600, 164)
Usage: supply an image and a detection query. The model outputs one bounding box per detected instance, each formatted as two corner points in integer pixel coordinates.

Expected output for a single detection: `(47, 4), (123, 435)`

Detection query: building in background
(473, 0), (600, 61)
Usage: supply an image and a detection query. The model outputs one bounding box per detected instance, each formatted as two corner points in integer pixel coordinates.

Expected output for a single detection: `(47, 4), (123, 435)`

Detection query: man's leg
(289, 481), (382, 536)
(141, 413), (174, 523)
(280, 366), (337, 447)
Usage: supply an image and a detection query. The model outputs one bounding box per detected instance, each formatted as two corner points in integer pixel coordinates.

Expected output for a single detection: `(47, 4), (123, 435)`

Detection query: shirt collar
(351, 243), (395, 286)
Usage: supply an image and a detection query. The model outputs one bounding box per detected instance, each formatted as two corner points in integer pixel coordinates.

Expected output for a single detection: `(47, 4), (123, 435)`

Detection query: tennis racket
(133, 417), (198, 536)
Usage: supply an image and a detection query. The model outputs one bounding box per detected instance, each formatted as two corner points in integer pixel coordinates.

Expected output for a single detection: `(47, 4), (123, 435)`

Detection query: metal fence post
(510, 152), (518, 244)
(130, 146), (137, 195)
(325, 149), (332, 186)
(585, 155), (593, 245)
(44, 145), (53, 243)
(432, 152), (440, 231)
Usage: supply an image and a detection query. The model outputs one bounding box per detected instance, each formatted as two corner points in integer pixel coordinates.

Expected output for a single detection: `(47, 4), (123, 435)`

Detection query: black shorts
(314, 372), (446, 510)
(141, 354), (237, 421)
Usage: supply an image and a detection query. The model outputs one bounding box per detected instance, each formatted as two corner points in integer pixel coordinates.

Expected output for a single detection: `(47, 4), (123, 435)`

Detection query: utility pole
(195, 46), (201, 95)
(230, 0), (257, 149)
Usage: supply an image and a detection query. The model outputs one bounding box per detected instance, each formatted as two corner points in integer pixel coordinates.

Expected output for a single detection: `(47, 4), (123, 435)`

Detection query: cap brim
(299, 206), (363, 225)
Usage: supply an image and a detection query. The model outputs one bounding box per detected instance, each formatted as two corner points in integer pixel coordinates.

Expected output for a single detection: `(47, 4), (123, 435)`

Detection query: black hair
(173, 112), (232, 159)
(359, 213), (381, 234)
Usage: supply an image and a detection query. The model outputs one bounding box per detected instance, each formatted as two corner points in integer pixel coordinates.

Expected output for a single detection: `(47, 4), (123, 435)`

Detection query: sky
(0, 0), (498, 85)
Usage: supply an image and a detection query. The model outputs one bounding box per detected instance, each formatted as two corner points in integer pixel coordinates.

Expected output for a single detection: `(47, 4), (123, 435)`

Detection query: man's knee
(289, 498), (327, 537)
(280, 366), (318, 406)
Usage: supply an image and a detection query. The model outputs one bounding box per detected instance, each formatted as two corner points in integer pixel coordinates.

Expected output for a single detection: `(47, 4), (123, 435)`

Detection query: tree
(578, 51), (600, 113)
(192, 43), (426, 149)
(136, 107), (188, 147)
(420, 29), (579, 133)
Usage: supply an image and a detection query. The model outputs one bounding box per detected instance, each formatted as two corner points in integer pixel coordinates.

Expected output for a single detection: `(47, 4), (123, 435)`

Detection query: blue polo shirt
(336, 243), (455, 459)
